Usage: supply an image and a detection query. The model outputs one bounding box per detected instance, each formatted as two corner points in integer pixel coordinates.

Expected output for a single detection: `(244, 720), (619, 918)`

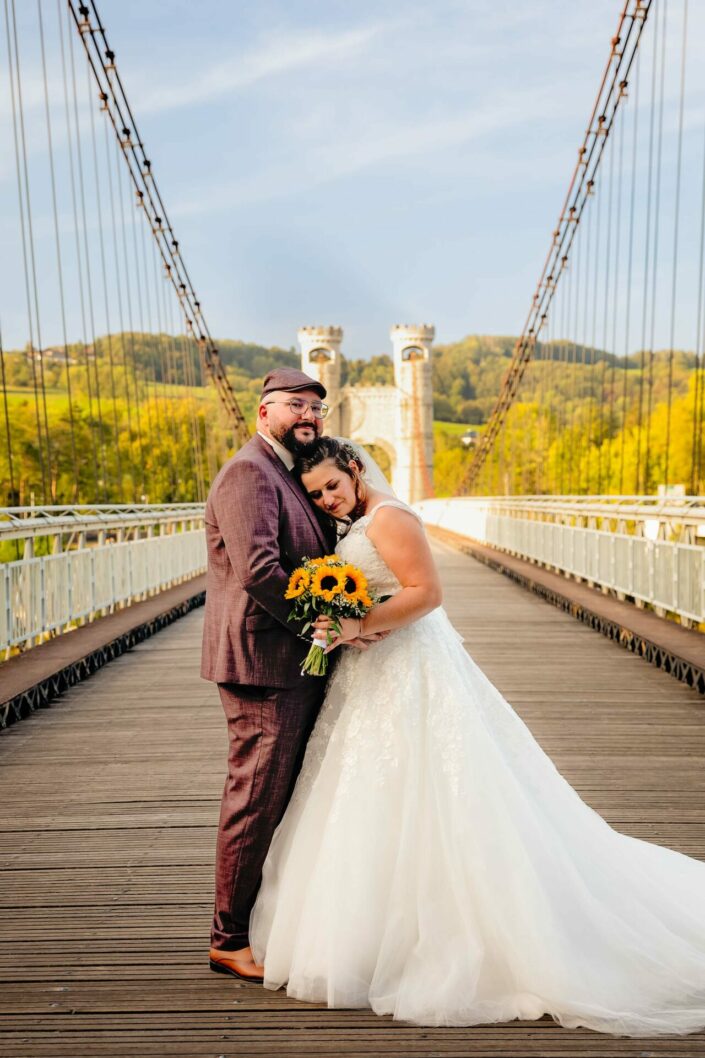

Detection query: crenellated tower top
(390, 323), (435, 363)
(297, 326), (344, 434)
(297, 326), (343, 362)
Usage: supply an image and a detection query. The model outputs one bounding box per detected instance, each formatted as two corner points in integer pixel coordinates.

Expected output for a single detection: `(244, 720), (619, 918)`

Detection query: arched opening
(361, 440), (394, 484)
(401, 345), (424, 362)
(309, 347), (332, 363)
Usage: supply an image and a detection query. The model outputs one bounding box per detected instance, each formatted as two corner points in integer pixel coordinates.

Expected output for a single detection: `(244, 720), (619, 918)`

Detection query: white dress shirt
(257, 430), (294, 471)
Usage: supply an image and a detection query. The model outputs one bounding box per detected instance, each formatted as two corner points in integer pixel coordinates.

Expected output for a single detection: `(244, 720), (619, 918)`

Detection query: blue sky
(2, 0), (704, 358)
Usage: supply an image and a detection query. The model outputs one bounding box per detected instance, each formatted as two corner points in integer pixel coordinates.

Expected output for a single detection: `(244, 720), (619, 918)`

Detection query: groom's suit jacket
(201, 433), (336, 688)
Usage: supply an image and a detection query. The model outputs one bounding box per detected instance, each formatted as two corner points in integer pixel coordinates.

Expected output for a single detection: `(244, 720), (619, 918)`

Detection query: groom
(201, 367), (339, 982)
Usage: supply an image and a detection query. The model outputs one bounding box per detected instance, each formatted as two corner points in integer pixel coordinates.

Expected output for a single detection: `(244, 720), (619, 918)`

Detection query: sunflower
(309, 554), (342, 567)
(340, 563), (369, 603)
(310, 564), (346, 602)
(284, 567), (310, 600)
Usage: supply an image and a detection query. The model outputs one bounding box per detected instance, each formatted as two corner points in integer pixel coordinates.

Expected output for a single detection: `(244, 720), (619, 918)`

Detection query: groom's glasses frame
(264, 398), (329, 419)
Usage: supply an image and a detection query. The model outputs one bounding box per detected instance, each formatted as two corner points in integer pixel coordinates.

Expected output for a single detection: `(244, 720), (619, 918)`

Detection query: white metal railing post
(39, 557), (46, 648)
(416, 496), (705, 629)
(0, 504), (207, 653)
(2, 563), (10, 659)
(90, 548), (96, 619)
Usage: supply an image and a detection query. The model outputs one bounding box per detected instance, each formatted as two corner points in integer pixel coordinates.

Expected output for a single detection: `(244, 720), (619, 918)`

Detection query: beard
(273, 422), (321, 456)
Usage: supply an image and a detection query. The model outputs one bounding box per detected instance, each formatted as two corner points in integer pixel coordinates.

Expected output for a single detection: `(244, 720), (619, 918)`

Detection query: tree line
(1, 331), (703, 504)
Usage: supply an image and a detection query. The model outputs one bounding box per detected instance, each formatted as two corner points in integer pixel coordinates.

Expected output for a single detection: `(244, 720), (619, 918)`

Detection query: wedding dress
(250, 499), (705, 1036)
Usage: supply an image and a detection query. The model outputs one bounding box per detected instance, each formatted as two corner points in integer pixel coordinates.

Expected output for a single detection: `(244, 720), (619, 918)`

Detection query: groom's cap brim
(261, 368), (326, 400)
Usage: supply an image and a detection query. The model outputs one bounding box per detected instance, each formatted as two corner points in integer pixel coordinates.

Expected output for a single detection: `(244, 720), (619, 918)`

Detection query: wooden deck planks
(0, 576), (207, 729)
(1, 538), (705, 1057)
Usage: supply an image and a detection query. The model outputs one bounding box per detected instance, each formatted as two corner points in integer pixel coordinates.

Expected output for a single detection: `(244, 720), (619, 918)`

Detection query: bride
(249, 436), (705, 1037)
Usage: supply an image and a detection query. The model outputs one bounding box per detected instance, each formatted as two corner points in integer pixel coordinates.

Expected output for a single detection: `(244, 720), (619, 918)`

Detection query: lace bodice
(336, 499), (423, 597)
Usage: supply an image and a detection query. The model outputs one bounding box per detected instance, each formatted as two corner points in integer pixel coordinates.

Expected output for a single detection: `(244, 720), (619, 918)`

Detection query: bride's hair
(294, 437), (368, 521)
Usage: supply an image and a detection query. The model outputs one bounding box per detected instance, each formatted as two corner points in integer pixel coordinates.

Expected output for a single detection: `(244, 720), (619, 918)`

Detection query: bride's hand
(312, 615), (361, 652)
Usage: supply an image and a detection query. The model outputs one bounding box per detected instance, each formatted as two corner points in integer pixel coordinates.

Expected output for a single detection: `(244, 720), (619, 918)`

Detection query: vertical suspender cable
(113, 131), (147, 498)
(5, 0), (50, 502)
(0, 322), (17, 506)
(86, 59), (123, 494)
(183, 327), (206, 502)
(575, 195), (588, 490)
(68, 7), (109, 498)
(103, 115), (137, 500)
(664, 0), (687, 488)
(636, 7), (660, 494)
(597, 133), (616, 494)
(691, 82), (705, 494)
(38, 0), (80, 501)
(148, 236), (180, 495)
(567, 223), (582, 494)
(168, 295), (200, 500)
(608, 98), (625, 494)
(58, 0), (100, 495)
(588, 180), (603, 492)
(71, 0), (250, 446)
(458, 1), (652, 493)
(620, 51), (640, 494)
(128, 176), (156, 499)
(138, 217), (174, 498)
(644, 0), (667, 493)
(11, 0), (55, 500)
(558, 257), (572, 494)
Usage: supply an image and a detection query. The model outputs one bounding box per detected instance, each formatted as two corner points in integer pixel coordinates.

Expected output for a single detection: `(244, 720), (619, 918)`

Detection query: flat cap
(261, 367), (326, 400)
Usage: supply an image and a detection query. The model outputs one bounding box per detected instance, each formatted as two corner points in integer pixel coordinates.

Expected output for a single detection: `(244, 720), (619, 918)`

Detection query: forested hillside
(1, 332), (701, 502)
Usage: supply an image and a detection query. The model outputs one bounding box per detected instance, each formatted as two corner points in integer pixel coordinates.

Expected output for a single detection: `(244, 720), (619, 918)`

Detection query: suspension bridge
(1, 1), (705, 1055)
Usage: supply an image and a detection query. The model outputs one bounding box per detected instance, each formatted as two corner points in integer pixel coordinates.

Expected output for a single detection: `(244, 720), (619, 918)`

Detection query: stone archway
(361, 438), (395, 486)
(298, 324), (435, 504)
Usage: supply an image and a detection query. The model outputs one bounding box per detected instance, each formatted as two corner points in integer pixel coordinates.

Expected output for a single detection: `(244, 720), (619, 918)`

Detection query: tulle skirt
(250, 607), (705, 1035)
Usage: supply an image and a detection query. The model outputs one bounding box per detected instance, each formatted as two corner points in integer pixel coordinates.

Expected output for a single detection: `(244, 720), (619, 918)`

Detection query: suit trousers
(211, 677), (327, 951)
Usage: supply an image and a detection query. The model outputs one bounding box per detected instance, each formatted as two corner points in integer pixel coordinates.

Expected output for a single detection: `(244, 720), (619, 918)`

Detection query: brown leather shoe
(209, 946), (264, 983)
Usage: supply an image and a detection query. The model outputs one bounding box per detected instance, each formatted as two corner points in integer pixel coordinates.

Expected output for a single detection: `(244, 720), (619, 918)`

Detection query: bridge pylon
(296, 323), (435, 504)
(297, 326), (344, 435)
(390, 324), (435, 504)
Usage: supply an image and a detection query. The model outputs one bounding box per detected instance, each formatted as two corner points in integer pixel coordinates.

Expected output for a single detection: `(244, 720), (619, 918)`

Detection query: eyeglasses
(264, 397), (329, 419)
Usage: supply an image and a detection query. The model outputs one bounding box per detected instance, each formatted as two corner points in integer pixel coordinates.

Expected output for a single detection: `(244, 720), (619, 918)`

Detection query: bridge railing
(417, 496), (705, 628)
(1, 505), (206, 654)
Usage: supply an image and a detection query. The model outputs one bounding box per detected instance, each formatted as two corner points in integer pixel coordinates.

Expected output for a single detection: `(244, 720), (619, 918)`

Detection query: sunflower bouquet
(285, 554), (376, 676)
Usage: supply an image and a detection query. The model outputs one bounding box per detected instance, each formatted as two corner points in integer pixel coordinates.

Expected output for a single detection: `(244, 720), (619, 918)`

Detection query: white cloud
(139, 22), (393, 114)
(171, 85), (559, 217)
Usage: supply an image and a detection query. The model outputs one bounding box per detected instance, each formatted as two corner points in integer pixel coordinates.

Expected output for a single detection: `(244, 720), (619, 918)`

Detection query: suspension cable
(597, 110), (616, 494)
(458, 0), (652, 493)
(68, 4), (109, 498)
(691, 62), (705, 494)
(112, 125), (147, 497)
(38, 0), (80, 500)
(5, 0), (50, 502)
(643, 0), (667, 493)
(0, 321), (17, 505)
(634, 4), (660, 493)
(86, 57), (123, 492)
(57, 0), (100, 495)
(103, 115), (137, 501)
(68, 1), (250, 447)
(664, 0), (688, 487)
(619, 50), (640, 493)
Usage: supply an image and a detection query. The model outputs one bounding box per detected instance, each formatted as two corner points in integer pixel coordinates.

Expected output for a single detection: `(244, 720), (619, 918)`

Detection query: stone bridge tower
(390, 323), (435, 505)
(297, 326), (343, 435)
(297, 323), (434, 505)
